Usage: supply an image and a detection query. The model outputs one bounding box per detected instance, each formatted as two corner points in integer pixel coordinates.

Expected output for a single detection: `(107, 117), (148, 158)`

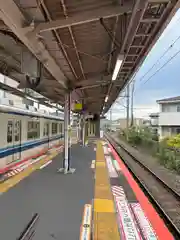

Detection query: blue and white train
(0, 104), (64, 174)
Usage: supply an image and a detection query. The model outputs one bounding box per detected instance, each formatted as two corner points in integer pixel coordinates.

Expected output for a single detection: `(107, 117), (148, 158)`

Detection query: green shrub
(175, 159), (180, 173)
(167, 134), (180, 149)
(118, 127), (180, 174)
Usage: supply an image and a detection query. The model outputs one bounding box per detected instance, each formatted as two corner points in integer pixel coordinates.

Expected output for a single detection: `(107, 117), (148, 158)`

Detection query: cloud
(133, 104), (159, 119)
(134, 89), (172, 105)
(108, 103), (159, 120)
(108, 9), (180, 120)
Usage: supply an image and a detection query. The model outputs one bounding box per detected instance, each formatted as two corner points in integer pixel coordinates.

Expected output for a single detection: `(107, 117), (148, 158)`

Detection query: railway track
(105, 133), (180, 239)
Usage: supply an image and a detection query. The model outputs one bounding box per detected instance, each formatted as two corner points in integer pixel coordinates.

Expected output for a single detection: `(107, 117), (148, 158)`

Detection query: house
(112, 118), (144, 130)
(100, 118), (110, 130)
(149, 113), (159, 134)
(157, 96), (180, 139)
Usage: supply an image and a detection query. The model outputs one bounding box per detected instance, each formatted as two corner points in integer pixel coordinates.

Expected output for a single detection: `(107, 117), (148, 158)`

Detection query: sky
(109, 8), (180, 120)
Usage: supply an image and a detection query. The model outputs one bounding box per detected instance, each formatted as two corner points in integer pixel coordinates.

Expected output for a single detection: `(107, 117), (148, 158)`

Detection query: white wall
(159, 112), (180, 126)
(151, 118), (158, 126)
(159, 102), (180, 126)
(0, 75), (24, 107)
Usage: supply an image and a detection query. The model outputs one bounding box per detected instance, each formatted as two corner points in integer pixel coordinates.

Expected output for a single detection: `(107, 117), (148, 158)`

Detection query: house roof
(149, 112), (159, 117)
(157, 96), (180, 104)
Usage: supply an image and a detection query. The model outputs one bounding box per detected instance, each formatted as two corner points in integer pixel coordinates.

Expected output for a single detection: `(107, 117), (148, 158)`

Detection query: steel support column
(82, 117), (85, 146)
(58, 92), (75, 174)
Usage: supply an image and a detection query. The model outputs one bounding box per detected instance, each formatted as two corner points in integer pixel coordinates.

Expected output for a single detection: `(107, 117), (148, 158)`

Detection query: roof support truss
(25, 4), (133, 36)
(0, 0), (67, 89)
(60, 0), (85, 80)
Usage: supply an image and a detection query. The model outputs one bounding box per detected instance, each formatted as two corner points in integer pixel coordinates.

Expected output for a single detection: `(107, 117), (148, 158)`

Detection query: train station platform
(0, 139), (175, 239)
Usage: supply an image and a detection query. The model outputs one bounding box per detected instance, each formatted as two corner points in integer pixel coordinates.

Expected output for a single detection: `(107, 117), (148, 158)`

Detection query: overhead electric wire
(111, 44), (180, 113)
(109, 15), (180, 115)
(136, 33), (180, 84)
(134, 46), (180, 94)
(121, 22), (180, 97)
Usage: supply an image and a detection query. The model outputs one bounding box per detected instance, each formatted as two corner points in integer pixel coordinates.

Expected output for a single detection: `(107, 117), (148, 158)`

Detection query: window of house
(176, 128), (180, 134)
(161, 105), (165, 112)
(162, 104), (170, 112)
(177, 105), (180, 112)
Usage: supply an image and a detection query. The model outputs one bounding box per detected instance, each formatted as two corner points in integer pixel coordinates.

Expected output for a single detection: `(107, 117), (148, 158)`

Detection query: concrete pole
(130, 80), (135, 127)
(82, 116), (85, 146)
(63, 93), (69, 172)
(68, 93), (71, 168)
(126, 84), (130, 129)
(110, 108), (112, 132)
(77, 114), (80, 141)
(58, 92), (75, 174)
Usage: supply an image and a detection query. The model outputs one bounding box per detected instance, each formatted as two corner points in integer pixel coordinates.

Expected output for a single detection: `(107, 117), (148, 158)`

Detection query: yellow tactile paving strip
(93, 141), (120, 240)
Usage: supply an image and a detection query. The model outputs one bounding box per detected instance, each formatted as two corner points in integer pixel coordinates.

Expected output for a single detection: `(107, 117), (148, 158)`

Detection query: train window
(7, 121), (13, 143)
(14, 121), (21, 142)
(43, 124), (46, 136)
(27, 121), (40, 140)
(59, 123), (62, 134)
(52, 122), (58, 135)
(37, 122), (40, 138)
(43, 122), (49, 136)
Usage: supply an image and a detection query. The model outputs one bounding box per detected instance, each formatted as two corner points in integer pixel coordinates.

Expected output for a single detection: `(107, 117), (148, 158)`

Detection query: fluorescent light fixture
(105, 96), (108, 102)
(112, 54), (124, 81)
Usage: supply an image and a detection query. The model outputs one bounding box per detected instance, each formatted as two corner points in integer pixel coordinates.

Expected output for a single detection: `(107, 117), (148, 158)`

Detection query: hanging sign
(74, 103), (82, 110)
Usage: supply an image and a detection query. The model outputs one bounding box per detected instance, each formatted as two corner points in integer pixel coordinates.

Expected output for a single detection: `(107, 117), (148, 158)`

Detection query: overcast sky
(109, 8), (180, 120)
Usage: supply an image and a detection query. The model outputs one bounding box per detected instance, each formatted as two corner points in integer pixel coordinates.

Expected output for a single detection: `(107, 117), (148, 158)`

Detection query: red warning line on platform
(108, 142), (174, 240)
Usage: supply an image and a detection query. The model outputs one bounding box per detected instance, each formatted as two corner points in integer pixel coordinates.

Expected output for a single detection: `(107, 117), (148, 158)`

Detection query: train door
(7, 119), (21, 164)
(44, 122), (50, 150)
(13, 120), (21, 161)
(47, 123), (50, 149)
(59, 123), (62, 144)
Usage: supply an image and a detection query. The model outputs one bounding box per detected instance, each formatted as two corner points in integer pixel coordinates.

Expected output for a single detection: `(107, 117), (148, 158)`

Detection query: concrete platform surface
(0, 143), (94, 240)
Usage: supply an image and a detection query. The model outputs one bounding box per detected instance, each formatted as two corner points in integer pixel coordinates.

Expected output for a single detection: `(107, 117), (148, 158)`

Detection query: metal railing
(17, 213), (39, 240)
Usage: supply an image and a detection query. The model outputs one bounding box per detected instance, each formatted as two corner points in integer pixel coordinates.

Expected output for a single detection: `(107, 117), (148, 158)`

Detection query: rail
(105, 133), (180, 239)
(16, 213), (39, 240)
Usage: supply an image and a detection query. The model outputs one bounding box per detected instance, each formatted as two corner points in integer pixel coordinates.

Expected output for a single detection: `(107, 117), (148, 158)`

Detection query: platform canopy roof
(0, 0), (179, 114)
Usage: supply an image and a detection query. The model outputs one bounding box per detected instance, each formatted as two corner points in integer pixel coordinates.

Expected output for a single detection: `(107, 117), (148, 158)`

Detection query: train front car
(0, 105), (64, 175)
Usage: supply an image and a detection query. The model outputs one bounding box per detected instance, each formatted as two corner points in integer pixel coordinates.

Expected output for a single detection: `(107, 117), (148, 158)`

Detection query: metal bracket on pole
(58, 91), (75, 174)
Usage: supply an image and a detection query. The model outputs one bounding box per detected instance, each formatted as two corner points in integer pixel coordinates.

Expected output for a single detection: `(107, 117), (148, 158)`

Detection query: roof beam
(77, 82), (108, 90)
(60, 0), (86, 80)
(27, 4), (133, 35)
(75, 74), (111, 86)
(0, 0), (67, 89)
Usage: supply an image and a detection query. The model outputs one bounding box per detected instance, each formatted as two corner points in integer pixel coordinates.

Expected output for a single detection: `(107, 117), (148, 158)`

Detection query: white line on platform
(40, 160), (52, 169)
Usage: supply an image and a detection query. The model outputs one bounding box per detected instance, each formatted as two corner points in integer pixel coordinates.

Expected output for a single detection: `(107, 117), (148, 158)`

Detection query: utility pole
(130, 80), (135, 127)
(110, 108), (112, 131)
(126, 84), (130, 129)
